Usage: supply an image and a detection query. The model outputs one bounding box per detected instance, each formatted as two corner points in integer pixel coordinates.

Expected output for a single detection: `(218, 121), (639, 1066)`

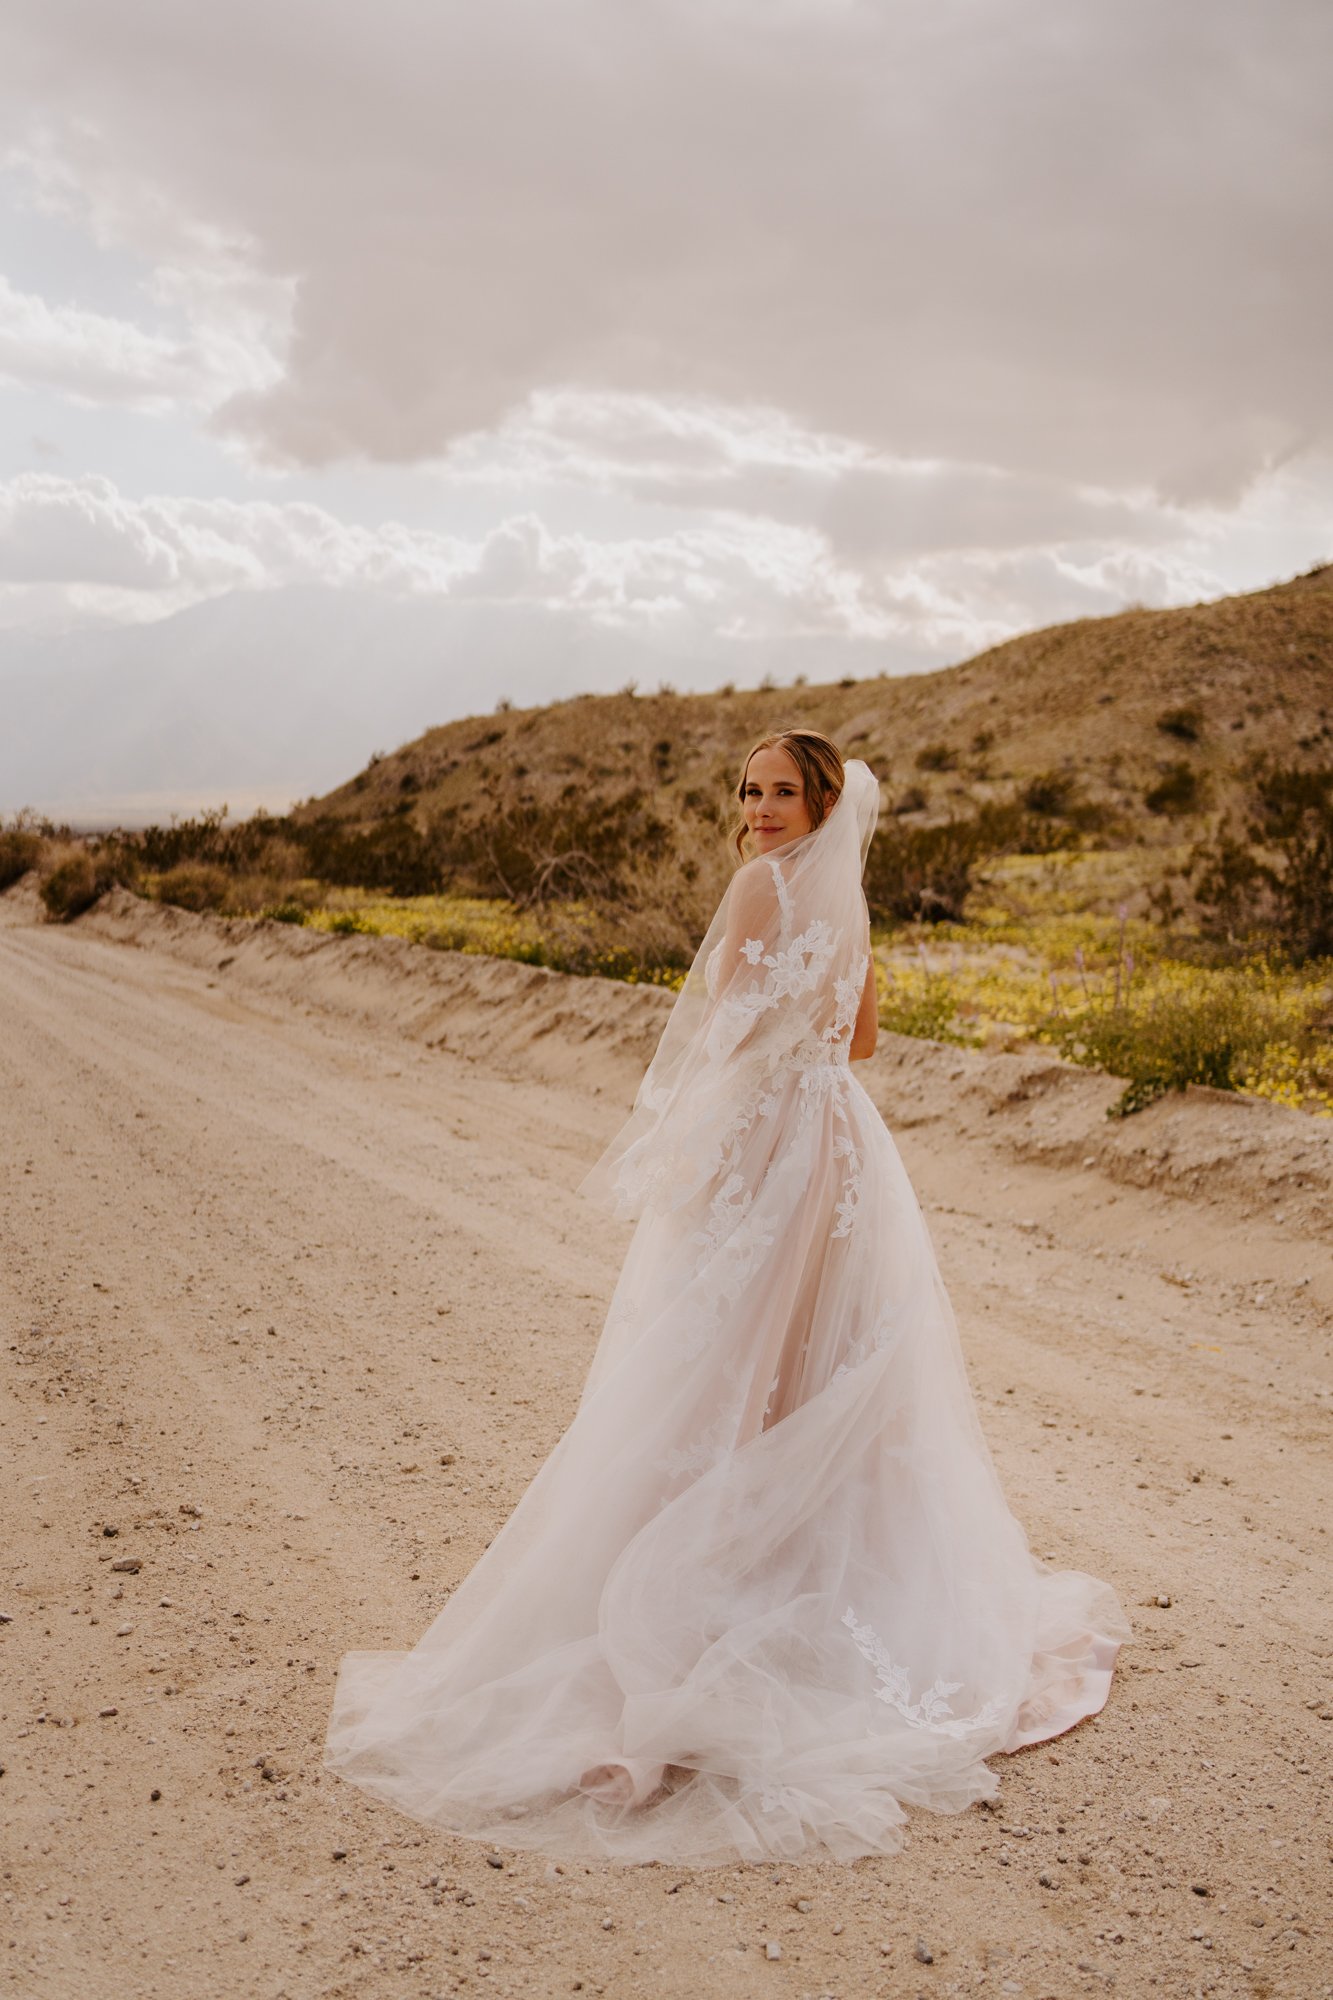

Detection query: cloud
(0, 471), (904, 640)
(0, 272), (192, 407)
(0, 0), (1328, 503)
(6, 461), (1305, 679)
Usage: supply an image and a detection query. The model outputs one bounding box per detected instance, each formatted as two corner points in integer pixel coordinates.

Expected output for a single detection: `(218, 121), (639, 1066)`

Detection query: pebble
(115, 1624), (133, 1637)
(1038, 1870), (1058, 1888)
(98, 1706), (118, 1719)
(1154, 1593), (1172, 1608)
(102, 1525), (119, 1538)
(601, 1917), (613, 1931)
(794, 1898), (812, 1913)
(915, 1938), (934, 1964)
(486, 1853), (505, 1869)
(765, 1941), (782, 1960)
(110, 1559), (142, 1574)
(332, 1849), (347, 1861)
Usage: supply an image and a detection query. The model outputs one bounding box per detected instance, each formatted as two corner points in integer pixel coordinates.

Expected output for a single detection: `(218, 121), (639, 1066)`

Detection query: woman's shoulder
(726, 855), (783, 927)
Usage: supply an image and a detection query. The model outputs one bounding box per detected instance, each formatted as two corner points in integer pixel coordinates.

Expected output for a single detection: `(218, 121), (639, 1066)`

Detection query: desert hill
(303, 562), (1333, 839)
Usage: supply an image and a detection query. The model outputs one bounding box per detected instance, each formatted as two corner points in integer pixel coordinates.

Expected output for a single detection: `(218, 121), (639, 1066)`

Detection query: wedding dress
(325, 759), (1131, 1864)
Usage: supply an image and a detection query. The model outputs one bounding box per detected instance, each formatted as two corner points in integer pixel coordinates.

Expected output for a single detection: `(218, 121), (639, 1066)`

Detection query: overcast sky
(1, 0), (1330, 815)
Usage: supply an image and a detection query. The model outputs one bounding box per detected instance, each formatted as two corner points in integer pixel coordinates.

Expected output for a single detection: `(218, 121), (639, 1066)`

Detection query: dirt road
(2, 888), (1330, 2000)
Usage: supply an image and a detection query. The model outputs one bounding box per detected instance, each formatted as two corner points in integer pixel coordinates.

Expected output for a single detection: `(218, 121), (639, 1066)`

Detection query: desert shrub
(155, 862), (231, 912)
(1145, 762), (1205, 815)
(864, 817), (987, 925)
(866, 791), (1090, 926)
(915, 741), (956, 772)
(429, 784), (676, 909)
(1157, 704), (1204, 742)
(290, 814), (438, 895)
(1022, 769), (1080, 817)
(41, 848), (118, 921)
(891, 785), (928, 816)
(1189, 760), (1333, 961)
(262, 902), (310, 925)
(1039, 966), (1281, 1116)
(0, 827), (43, 890)
(218, 873), (321, 918)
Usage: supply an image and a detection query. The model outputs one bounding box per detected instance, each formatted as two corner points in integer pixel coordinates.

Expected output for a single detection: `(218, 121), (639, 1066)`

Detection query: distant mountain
(0, 585), (708, 827)
(304, 565), (1333, 840)
(4, 566), (1329, 831)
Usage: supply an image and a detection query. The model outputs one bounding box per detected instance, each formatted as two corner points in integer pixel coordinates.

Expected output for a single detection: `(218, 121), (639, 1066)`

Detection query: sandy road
(1, 895), (1330, 2000)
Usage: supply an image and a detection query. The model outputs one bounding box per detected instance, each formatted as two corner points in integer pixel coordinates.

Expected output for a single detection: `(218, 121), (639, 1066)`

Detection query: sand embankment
(3, 878), (1330, 1998)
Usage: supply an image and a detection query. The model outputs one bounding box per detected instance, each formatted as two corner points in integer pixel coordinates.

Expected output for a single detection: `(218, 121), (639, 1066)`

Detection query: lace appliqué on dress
(831, 1132), (862, 1239)
(830, 1301), (898, 1385)
(841, 1607), (1004, 1739)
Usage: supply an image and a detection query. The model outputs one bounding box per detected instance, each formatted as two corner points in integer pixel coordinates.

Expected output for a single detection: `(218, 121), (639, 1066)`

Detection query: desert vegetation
(4, 564), (1330, 1115)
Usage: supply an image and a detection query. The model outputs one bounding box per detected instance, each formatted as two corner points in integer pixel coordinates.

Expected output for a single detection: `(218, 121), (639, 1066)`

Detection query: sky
(1, 0), (1330, 819)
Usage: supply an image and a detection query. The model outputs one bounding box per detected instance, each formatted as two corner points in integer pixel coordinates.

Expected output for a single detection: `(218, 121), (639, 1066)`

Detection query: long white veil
(579, 756), (881, 1223)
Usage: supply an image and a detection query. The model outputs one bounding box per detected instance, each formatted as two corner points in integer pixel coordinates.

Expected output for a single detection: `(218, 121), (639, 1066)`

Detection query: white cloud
(8, 459), (1323, 679)
(0, 472), (902, 640)
(0, 0), (1327, 501)
(0, 272), (192, 408)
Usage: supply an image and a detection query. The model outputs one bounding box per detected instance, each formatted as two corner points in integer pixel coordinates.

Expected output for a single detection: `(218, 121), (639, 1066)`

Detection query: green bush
(262, 902), (310, 925)
(1039, 970), (1273, 1116)
(155, 862), (231, 912)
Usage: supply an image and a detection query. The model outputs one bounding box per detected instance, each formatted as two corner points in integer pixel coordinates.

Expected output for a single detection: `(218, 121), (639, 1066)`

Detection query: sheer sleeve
(578, 761), (881, 1219)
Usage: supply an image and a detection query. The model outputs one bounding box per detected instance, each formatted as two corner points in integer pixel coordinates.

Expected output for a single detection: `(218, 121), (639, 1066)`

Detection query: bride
(325, 728), (1131, 1865)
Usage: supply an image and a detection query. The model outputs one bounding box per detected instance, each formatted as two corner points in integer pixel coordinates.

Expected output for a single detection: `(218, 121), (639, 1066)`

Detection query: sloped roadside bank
(47, 879), (1332, 1249)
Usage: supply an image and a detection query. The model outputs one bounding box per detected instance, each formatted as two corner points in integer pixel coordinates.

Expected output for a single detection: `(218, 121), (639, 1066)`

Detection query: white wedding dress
(325, 760), (1131, 1864)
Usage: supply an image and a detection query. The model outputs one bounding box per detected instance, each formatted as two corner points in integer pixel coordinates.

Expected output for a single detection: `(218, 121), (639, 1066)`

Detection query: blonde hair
(731, 728), (845, 862)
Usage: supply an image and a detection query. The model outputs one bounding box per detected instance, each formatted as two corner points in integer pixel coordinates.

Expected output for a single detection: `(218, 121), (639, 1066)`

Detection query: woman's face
(742, 745), (814, 853)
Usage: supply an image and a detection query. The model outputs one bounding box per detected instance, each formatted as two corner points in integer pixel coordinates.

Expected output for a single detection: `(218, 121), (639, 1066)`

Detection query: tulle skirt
(325, 1057), (1130, 1864)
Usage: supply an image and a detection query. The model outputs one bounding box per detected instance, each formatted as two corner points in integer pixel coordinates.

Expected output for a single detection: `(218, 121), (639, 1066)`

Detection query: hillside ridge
(303, 562), (1333, 835)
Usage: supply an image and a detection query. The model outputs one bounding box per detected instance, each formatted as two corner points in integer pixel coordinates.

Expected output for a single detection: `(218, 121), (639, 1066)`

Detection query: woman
(325, 728), (1131, 1865)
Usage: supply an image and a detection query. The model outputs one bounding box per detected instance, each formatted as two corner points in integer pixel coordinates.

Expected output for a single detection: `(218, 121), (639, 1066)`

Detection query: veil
(579, 757), (882, 1222)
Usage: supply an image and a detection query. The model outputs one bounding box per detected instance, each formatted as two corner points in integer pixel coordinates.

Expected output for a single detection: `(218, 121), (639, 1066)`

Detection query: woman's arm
(849, 955), (878, 1061)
